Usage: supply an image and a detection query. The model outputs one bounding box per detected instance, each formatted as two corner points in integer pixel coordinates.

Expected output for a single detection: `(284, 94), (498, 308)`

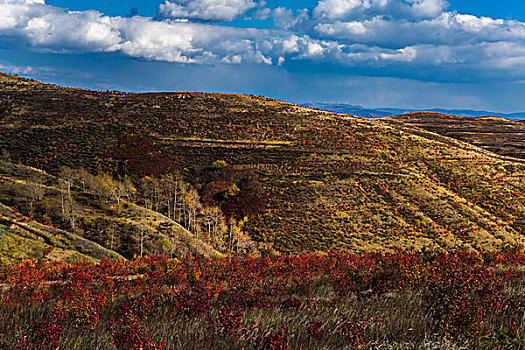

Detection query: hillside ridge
(382, 112), (525, 160)
(0, 73), (524, 255)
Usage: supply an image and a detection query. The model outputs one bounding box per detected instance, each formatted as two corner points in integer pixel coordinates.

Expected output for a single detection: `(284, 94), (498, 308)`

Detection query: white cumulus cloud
(157, 0), (262, 22)
(312, 13), (525, 48)
(312, 0), (449, 21)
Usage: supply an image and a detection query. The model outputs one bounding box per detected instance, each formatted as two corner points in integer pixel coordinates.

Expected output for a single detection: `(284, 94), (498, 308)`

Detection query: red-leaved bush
(2, 250), (525, 348)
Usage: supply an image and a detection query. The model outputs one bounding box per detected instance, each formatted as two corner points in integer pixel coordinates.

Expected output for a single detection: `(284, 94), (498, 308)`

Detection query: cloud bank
(1, 0), (525, 82)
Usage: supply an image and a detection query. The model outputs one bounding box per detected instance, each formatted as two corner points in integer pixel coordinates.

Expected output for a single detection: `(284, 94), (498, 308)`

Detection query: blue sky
(1, 0), (525, 112)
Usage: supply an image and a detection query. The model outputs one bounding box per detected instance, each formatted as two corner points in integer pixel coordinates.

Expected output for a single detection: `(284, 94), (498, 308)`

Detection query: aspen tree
(24, 175), (45, 216)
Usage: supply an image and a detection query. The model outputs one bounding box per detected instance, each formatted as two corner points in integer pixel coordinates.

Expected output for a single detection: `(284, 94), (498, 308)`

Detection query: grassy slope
(0, 202), (123, 264)
(0, 161), (223, 262)
(0, 73), (524, 254)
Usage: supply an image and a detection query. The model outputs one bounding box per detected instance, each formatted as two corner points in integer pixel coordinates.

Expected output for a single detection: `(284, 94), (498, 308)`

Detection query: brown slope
(0, 73), (524, 254)
(382, 112), (525, 160)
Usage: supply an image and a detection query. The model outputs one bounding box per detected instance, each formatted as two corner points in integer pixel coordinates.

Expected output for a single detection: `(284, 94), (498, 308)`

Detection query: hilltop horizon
(3, 70), (525, 123)
(302, 102), (525, 121)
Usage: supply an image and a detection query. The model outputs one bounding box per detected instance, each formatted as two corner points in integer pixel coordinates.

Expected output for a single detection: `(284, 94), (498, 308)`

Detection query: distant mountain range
(301, 103), (525, 121)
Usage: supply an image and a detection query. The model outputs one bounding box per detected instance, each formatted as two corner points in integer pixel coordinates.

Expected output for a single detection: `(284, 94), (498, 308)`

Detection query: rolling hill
(381, 112), (525, 161)
(0, 72), (524, 256)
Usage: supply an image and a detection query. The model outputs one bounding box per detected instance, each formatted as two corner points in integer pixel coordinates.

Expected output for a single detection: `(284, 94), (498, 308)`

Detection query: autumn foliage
(108, 135), (177, 178)
(2, 250), (525, 349)
(193, 164), (267, 220)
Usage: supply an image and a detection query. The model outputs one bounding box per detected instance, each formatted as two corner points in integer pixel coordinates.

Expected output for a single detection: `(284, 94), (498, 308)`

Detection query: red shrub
(306, 320), (324, 340)
(246, 325), (288, 350)
(112, 308), (165, 350)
